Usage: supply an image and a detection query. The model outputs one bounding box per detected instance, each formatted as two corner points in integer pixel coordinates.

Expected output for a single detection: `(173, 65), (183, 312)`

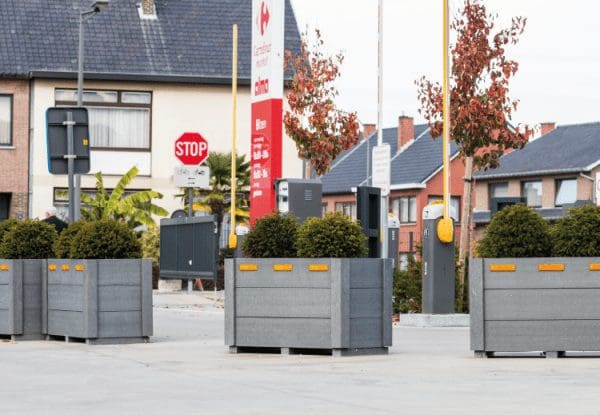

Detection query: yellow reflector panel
(0, 264), (9, 271)
(48, 264), (57, 271)
(538, 263), (565, 272)
(239, 264), (258, 272)
(589, 263), (600, 271)
(489, 264), (516, 272)
(75, 264), (85, 272)
(61, 264), (70, 271)
(273, 264), (293, 272)
(309, 264), (329, 272)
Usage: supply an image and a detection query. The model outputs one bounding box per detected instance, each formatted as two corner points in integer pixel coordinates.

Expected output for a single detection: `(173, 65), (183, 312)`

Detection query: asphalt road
(1, 293), (600, 414)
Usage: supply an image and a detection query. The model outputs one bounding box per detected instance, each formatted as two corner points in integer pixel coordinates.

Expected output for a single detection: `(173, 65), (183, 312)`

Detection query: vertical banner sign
(250, 0), (285, 224)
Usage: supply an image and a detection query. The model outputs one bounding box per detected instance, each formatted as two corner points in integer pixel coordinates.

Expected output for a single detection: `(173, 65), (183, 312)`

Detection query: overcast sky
(291, 0), (600, 129)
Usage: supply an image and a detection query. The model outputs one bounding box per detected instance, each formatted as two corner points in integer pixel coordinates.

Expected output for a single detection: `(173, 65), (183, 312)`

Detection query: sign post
(250, 0), (285, 224)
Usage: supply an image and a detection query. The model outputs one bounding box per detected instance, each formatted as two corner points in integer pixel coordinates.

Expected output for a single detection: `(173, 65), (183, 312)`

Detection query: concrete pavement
(1, 291), (600, 414)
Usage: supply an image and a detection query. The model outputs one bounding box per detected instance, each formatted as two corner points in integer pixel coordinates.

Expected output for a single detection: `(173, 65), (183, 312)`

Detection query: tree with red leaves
(284, 30), (361, 176)
(416, 0), (531, 306)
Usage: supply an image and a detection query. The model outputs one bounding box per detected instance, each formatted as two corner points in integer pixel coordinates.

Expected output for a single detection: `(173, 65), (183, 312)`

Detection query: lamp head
(92, 0), (109, 12)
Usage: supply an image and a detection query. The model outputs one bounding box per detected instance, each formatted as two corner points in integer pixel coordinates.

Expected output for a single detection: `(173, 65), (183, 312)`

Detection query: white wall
(30, 79), (302, 219)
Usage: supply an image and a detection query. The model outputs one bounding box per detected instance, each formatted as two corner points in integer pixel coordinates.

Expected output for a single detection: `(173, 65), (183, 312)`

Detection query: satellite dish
(171, 209), (188, 219)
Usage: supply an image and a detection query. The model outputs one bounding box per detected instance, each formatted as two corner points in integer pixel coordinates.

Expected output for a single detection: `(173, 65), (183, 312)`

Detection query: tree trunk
(458, 156), (474, 308)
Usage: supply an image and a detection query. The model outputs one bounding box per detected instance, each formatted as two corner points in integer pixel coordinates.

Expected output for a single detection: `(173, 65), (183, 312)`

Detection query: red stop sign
(175, 132), (209, 165)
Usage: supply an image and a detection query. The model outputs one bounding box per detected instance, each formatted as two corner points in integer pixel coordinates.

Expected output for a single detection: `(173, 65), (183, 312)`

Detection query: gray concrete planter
(0, 259), (45, 340)
(45, 259), (153, 344)
(471, 257), (600, 357)
(225, 258), (392, 356)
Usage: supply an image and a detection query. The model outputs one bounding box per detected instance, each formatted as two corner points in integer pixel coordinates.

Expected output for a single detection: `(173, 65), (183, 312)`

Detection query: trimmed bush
(552, 205), (600, 256)
(477, 204), (552, 258)
(70, 220), (141, 259)
(0, 220), (58, 259)
(53, 221), (87, 258)
(295, 212), (367, 258)
(0, 218), (18, 243)
(242, 213), (298, 258)
(393, 254), (422, 313)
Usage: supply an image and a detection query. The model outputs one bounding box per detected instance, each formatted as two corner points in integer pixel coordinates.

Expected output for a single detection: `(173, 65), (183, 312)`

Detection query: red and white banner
(250, 0), (284, 223)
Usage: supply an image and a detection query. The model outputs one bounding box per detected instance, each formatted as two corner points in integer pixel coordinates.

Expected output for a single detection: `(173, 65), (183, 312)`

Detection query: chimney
(398, 115), (414, 149)
(362, 123), (376, 139)
(139, 0), (157, 18)
(540, 122), (556, 136)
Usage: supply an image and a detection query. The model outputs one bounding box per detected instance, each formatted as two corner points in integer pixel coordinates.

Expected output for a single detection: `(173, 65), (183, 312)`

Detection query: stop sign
(175, 132), (209, 165)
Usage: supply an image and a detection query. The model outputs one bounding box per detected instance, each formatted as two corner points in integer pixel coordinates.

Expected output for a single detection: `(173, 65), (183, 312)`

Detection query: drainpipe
(27, 77), (35, 219)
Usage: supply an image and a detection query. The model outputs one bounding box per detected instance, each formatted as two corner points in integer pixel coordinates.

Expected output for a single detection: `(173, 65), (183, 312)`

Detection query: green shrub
(551, 205), (600, 256)
(242, 213), (298, 258)
(0, 220), (58, 259)
(393, 254), (422, 313)
(69, 220), (141, 259)
(477, 204), (552, 258)
(295, 212), (367, 258)
(0, 218), (18, 243)
(53, 221), (87, 259)
(140, 226), (160, 261)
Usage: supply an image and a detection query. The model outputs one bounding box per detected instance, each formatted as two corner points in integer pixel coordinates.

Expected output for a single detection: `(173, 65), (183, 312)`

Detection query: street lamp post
(74, 1), (109, 221)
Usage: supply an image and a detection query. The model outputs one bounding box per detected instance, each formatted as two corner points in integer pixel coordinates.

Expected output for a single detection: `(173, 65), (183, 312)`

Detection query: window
(55, 89), (151, 150)
(399, 253), (409, 271)
(53, 187), (147, 220)
(0, 95), (12, 146)
(489, 182), (508, 199)
(391, 196), (417, 224)
(321, 203), (328, 217)
(555, 178), (577, 206)
(0, 193), (10, 221)
(335, 202), (356, 219)
(427, 196), (460, 222)
(521, 181), (543, 207)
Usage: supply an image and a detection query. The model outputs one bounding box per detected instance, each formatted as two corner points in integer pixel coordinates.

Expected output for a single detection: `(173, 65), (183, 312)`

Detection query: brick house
(473, 122), (600, 241)
(0, 0), (301, 221)
(320, 116), (466, 268)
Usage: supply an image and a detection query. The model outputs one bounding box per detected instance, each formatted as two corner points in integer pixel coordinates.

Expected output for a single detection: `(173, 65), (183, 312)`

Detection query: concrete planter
(471, 257), (600, 357)
(225, 258), (392, 356)
(0, 259), (45, 340)
(45, 259), (153, 344)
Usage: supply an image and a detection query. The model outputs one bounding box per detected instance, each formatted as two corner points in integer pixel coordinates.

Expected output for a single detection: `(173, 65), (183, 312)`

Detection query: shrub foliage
(0, 220), (58, 259)
(477, 205), (552, 258)
(140, 226), (160, 261)
(70, 220), (141, 259)
(242, 213), (298, 258)
(53, 221), (87, 259)
(295, 212), (367, 258)
(552, 205), (600, 257)
(0, 218), (18, 243)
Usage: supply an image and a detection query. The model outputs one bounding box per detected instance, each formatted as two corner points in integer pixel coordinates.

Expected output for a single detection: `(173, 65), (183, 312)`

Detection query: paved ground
(2, 291), (600, 414)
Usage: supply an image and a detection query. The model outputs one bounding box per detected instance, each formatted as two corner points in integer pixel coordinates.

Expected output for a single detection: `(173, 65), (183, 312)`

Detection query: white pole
(378, 0), (388, 258)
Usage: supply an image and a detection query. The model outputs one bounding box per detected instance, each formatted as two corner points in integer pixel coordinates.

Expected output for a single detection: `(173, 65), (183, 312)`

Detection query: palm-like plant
(81, 166), (168, 229)
(179, 152), (250, 244)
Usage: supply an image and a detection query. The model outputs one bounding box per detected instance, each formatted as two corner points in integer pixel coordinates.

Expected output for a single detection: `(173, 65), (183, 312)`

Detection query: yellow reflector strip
(48, 264), (57, 271)
(61, 264), (70, 271)
(0, 264), (9, 271)
(538, 263), (565, 272)
(75, 264), (85, 272)
(239, 264), (258, 272)
(489, 264), (516, 272)
(309, 264), (329, 272)
(273, 264), (293, 272)
(589, 263), (600, 271)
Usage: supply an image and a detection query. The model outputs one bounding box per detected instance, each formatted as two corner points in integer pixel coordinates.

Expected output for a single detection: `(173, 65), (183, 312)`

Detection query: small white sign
(173, 165), (210, 188)
(372, 144), (391, 196)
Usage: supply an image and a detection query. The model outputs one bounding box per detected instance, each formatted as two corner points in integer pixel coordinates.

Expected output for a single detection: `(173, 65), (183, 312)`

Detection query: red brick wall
(322, 155), (466, 256)
(0, 79), (29, 219)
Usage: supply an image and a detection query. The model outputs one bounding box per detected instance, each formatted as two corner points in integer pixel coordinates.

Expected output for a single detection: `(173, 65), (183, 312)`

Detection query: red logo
(256, 1), (270, 36)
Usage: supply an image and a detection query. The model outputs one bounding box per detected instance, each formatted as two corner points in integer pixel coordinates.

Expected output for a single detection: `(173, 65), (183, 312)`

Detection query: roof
(475, 122), (600, 180)
(0, 0), (301, 84)
(321, 125), (460, 195)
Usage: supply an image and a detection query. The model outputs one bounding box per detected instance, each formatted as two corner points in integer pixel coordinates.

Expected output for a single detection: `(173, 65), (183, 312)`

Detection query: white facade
(30, 79), (302, 219)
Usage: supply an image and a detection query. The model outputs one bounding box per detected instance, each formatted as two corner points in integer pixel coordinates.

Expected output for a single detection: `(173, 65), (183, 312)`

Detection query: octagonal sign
(175, 132), (209, 166)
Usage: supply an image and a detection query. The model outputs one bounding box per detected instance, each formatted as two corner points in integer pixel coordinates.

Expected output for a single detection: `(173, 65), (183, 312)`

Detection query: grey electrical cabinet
(276, 179), (322, 223)
(422, 203), (456, 314)
(159, 215), (217, 280)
